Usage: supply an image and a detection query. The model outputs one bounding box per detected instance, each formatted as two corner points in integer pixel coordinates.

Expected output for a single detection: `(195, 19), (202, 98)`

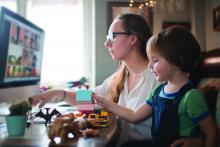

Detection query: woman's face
(104, 20), (132, 61)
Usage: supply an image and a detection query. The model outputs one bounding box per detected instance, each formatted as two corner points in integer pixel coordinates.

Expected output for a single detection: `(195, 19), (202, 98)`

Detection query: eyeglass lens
(106, 32), (131, 42)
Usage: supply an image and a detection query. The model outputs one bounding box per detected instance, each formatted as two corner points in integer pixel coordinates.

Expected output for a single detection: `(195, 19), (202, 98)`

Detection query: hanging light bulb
(145, 2), (149, 6)
(149, 0), (156, 7)
(129, 3), (133, 7)
(139, 3), (145, 9)
(129, 0), (157, 9)
(129, 0), (134, 7)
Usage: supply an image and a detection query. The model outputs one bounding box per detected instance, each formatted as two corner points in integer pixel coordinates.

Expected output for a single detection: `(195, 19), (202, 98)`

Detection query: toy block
(76, 90), (93, 102)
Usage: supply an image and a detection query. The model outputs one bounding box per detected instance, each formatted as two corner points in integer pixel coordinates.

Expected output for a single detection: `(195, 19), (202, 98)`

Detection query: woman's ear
(130, 34), (138, 46)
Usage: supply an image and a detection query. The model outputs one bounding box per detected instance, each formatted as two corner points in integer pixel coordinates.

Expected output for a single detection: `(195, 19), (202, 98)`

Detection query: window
(0, 0), (16, 12)
(26, 0), (84, 85)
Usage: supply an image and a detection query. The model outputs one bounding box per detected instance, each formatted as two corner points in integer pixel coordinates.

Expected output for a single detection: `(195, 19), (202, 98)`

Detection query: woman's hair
(147, 26), (201, 73)
(107, 13), (152, 103)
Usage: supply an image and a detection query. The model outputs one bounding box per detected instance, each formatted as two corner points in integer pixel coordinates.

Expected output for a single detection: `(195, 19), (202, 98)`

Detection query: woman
(31, 14), (158, 146)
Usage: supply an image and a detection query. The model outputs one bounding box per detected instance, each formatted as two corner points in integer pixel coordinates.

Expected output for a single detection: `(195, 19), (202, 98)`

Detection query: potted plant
(5, 100), (32, 136)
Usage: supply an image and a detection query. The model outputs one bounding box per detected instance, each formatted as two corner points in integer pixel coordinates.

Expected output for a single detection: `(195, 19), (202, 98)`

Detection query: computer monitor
(0, 6), (45, 88)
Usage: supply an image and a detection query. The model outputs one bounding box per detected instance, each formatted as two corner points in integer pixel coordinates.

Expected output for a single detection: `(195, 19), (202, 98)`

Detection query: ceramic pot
(5, 115), (27, 136)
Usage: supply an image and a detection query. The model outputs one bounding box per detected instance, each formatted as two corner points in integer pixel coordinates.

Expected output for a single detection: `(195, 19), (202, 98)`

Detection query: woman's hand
(29, 90), (59, 107)
(170, 137), (203, 147)
(28, 90), (77, 108)
(29, 93), (49, 108)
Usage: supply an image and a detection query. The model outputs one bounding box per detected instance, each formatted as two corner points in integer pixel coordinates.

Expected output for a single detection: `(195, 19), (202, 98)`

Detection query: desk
(0, 104), (119, 147)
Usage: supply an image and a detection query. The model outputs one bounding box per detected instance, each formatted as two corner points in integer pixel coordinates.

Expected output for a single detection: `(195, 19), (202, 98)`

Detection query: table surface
(0, 102), (119, 147)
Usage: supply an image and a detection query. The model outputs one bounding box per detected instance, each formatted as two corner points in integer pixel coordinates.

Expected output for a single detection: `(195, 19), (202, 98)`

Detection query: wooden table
(0, 105), (119, 147)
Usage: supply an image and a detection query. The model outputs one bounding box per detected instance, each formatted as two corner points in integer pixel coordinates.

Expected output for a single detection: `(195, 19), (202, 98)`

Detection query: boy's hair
(107, 13), (152, 103)
(147, 26), (201, 73)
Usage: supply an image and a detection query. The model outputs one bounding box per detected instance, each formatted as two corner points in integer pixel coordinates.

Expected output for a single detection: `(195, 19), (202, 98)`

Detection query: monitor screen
(0, 6), (45, 88)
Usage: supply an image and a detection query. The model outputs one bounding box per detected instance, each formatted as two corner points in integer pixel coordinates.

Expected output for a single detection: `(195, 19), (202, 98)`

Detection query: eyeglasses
(106, 32), (131, 42)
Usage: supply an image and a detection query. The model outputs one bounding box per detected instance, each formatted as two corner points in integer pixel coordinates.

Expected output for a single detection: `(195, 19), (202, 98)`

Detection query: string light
(129, 0), (157, 9)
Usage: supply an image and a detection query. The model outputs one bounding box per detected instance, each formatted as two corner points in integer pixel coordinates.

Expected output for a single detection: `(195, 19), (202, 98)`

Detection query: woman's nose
(104, 39), (112, 48)
(104, 40), (108, 47)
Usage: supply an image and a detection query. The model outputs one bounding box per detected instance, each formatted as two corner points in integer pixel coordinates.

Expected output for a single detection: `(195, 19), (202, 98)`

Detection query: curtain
(26, 0), (84, 86)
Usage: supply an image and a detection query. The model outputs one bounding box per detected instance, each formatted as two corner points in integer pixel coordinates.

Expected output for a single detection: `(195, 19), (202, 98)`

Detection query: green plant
(9, 100), (32, 116)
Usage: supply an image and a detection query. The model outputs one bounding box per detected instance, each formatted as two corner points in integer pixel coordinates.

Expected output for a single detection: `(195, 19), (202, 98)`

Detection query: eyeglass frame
(106, 32), (131, 42)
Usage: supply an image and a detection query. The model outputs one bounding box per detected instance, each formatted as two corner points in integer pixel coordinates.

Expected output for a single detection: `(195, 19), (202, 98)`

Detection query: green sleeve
(146, 84), (163, 106)
(183, 89), (209, 122)
(216, 96), (220, 125)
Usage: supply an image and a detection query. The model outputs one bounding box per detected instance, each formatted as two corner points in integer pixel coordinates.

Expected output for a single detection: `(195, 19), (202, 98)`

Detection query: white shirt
(95, 68), (158, 145)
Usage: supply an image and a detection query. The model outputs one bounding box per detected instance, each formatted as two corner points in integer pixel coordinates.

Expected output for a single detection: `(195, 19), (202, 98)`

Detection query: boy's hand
(92, 93), (111, 109)
(170, 138), (203, 147)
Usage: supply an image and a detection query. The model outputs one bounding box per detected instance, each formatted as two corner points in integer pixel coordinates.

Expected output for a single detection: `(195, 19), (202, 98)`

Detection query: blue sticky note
(76, 90), (93, 102)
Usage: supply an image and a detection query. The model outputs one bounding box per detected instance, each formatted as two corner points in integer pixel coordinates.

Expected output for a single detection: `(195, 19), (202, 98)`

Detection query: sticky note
(76, 90), (93, 102)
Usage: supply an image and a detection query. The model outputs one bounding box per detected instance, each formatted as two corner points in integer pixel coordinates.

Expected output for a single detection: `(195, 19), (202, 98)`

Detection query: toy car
(87, 111), (109, 127)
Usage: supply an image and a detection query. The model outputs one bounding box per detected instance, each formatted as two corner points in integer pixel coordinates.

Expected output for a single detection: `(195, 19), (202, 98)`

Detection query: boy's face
(148, 49), (179, 82)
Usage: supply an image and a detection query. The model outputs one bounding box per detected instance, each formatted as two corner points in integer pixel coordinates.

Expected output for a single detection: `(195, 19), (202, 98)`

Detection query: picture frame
(162, 21), (191, 31)
(107, 2), (153, 31)
(213, 5), (220, 31)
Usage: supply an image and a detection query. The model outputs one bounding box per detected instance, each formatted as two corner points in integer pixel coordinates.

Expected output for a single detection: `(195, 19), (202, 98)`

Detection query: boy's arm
(170, 137), (203, 147)
(93, 94), (152, 123)
(199, 115), (217, 147)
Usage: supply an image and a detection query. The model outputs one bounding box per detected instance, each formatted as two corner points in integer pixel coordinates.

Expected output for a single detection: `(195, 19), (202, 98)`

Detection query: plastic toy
(48, 113), (100, 144)
(76, 89), (93, 102)
(35, 108), (62, 126)
(76, 89), (95, 115)
(48, 115), (81, 143)
(67, 77), (89, 89)
(87, 111), (109, 127)
(40, 85), (53, 92)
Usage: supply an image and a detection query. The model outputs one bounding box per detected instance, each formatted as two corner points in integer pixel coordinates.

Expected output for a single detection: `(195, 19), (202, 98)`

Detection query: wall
(16, 0), (27, 17)
(153, 0), (191, 34)
(93, 0), (127, 86)
(205, 0), (220, 51)
(0, 85), (40, 103)
(192, 0), (205, 51)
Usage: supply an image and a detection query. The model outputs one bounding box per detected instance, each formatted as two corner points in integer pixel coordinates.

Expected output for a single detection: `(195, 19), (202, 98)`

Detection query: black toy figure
(35, 108), (62, 126)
